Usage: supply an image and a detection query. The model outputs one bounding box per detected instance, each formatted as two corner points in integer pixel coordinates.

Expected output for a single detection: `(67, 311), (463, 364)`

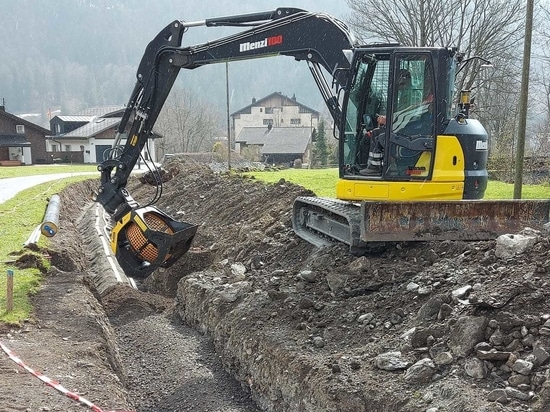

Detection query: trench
(75, 200), (261, 412)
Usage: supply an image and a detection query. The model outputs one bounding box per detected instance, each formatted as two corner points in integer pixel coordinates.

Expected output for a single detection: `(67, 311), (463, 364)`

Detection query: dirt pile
(125, 158), (550, 411)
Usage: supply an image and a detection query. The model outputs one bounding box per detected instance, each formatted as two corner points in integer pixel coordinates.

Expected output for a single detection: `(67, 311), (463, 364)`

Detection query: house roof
(59, 117), (121, 139)
(231, 92), (319, 117)
(0, 109), (50, 134)
(55, 115), (96, 123)
(236, 126), (312, 154)
(76, 106), (125, 117)
(0, 134), (32, 147)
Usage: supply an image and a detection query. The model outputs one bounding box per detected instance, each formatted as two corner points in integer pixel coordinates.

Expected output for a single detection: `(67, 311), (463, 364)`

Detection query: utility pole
(226, 62), (231, 171)
(514, 0), (534, 199)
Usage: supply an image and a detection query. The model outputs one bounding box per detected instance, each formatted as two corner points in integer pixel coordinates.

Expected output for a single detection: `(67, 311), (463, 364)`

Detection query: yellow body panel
(336, 135), (466, 201)
(110, 212), (132, 253)
(431, 135), (465, 182)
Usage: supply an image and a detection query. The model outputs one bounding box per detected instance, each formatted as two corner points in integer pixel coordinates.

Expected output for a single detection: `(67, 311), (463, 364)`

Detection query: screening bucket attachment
(110, 206), (197, 278)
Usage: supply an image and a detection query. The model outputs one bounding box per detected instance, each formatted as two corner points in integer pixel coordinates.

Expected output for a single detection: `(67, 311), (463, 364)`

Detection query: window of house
(16, 125), (25, 134)
(65, 145), (72, 151)
(290, 118), (301, 125)
(80, 145), (85, 151)
(55, 124), (61, 134)
(263, 119), (273, 125)
(52, 145), (58, 152)
(265, 107), (273, 114)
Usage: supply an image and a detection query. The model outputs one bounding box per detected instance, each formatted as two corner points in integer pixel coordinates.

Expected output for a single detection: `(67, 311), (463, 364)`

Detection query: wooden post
(6, 269), (14, 312)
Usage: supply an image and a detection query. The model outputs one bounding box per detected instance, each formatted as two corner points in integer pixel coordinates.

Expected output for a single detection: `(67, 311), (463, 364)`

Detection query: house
(0, 104), (50, 165)
(47, 107), (160, 164)
(231, 92), (319, 164)
(235, 126), (313, 165)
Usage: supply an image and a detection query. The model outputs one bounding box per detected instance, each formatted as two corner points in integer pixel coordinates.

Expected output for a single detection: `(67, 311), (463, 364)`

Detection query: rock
(539, 319), (550, 336)
(437, 303), (453, 321)
(312, 336), (325, 348)
(487, 388), (508, 402)
(508, 373), (530, 387)
(230, 262), (247, 279)
(464, 357), (487, 379)
(298, 297), (315, 309)
(495, 312), (525, 331)
(297, 270), (316, 283)
(533, 345), (550, 366)
(404, 358), (436, 383)
(448, 316), (488, 357)
(512, 359), (534, 375)
(495, 233), (537, 258)
(489, 329), (504, 346)
(406, 282), (419, 292)
(417, 286), (433, 295)
(429, 342), (448, 358)
(505, 386), (534, 401)
(326, 272), (346, 293)
(451, 285), (472, 301)
(476, 350), (511, 362)
(410, 326), (447, 348)
(416, 294), (449, 322)
(374, 351), (410, 371)
(357, 312), (375, 324)
(347, 256), (370, 272)
(433, 351), (454, 366)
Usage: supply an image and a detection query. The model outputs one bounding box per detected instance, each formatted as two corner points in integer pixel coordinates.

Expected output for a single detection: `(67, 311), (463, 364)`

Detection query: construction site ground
(2, 157), (550, 412)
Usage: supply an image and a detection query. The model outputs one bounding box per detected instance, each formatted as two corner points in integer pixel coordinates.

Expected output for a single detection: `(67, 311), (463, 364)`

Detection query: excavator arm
(94, 8), (357, 277)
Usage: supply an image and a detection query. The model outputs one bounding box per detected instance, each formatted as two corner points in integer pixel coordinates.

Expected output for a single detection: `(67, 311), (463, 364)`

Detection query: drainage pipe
(40, 194), (61, 237)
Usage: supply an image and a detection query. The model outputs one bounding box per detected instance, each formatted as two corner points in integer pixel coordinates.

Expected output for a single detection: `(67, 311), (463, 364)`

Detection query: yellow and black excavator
(94, 7), (550, 278)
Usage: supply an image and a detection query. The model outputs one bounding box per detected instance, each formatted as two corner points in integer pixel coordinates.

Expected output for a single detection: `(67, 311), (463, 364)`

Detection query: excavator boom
(94, 8), (356, 277)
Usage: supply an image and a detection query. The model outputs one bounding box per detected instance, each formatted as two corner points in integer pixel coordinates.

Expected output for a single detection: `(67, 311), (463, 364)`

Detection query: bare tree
(525, 3), (550, 181)
(154, 86), (222, 156)
(346, 0), (526, 171)
(346, 0), (523, 86)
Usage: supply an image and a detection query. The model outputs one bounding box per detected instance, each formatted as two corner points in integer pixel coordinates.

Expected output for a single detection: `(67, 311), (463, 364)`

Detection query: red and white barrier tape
(0, 339), (132, 412)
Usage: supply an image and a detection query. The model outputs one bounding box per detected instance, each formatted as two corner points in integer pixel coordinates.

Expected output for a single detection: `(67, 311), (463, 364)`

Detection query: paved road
(0, 173), (97, 204)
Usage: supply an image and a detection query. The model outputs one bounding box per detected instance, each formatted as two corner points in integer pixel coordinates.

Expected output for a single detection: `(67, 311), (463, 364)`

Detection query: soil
(2, 157), (550, 411)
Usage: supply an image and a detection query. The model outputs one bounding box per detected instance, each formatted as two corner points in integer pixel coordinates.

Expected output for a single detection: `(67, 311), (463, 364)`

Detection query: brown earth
(2, 157), (550, 411)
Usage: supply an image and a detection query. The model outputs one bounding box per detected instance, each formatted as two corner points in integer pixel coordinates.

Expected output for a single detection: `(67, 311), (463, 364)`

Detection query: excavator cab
(337, 47), (489, 202)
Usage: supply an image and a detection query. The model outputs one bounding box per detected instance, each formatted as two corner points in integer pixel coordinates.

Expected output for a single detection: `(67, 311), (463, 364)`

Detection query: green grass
(243, 168), (339, 197)
(0, 175), (96, 324)
(0, 164), (98, 179)
(243, 168), (550, 200)
(484, 180), (550, 199)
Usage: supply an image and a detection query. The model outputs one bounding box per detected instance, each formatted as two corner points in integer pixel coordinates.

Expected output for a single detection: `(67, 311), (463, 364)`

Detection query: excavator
(94, 7), (550, 278)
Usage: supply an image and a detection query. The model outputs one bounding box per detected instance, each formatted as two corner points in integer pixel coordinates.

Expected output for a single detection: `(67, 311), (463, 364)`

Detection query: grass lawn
(0, 164), (98, 179)
(0, 174), (97, 324)
(242, 168), (550, 200)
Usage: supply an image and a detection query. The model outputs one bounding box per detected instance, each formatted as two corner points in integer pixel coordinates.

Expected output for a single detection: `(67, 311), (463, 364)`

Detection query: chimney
(0, 97), (5, 111)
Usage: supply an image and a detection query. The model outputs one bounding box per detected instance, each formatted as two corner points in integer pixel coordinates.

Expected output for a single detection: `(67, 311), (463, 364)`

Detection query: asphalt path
(0, 172), (97, 204)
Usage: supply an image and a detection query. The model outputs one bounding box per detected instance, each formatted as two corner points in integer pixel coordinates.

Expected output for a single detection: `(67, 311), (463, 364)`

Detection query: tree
(346, 0), (523, 88)
(154, 86), (222, 156)
(311, 119), (330, 167)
